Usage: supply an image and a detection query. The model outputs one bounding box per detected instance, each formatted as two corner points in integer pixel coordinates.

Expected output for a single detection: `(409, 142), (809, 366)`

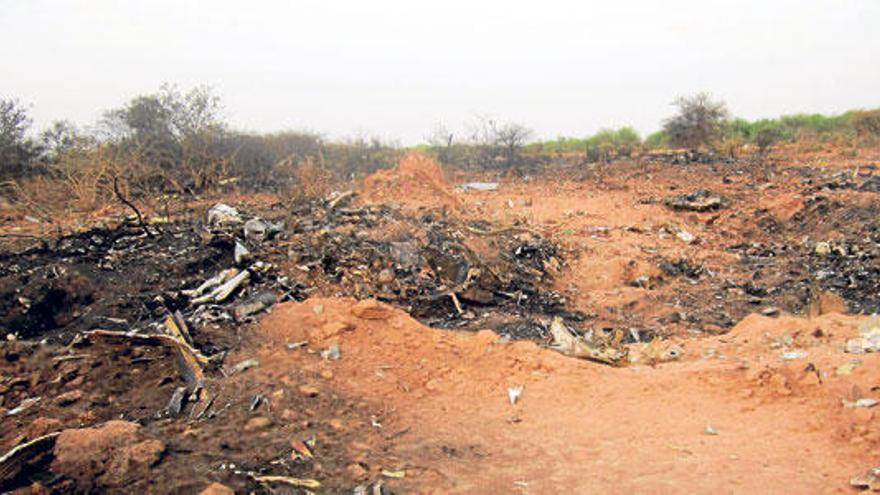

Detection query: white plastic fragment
(234, 242), (250, 264)
(508, 386), (523, 405)
(457, 182), (499, 192)
(676, 229), (696, 244)
(845, 315), (880, 354)
(781, 349), (808, 360)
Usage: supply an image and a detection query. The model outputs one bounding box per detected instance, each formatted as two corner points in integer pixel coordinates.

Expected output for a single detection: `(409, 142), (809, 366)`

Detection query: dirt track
(3, 148), (880, 493)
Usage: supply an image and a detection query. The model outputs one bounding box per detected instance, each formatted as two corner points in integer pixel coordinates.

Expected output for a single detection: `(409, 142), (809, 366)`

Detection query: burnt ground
(0, 199), (575, 345)
(0, 194), (579, 493)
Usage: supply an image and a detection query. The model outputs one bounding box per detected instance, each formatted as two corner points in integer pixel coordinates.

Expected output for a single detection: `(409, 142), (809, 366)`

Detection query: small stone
(244, 416), (272, 431)
(704, 424), (719, 435)
(377, 269), (395, 284)
(299, 384), (320, 397)
(761, 307), (780, 317)
(55, 389), (83, 406)
(346, 463), (369, 480)
(328, 418), (345, 431)
(320, 369), (334, 380)
(27, 417), (62, 439)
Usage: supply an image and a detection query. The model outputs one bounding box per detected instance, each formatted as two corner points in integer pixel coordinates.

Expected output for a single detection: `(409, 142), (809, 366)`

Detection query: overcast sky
(2, 0), (878, 144)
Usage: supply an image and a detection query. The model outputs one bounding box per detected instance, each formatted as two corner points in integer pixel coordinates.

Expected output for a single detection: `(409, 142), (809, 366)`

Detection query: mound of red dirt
(360, 151), (461, 210)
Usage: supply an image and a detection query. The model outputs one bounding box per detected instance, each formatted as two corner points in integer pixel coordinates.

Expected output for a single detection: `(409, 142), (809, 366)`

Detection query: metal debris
(0, 433), (60, 488)
(166, 386), (188, 417)
(227, 358), (259, 375)
(664, 190), (727, 212)
(207, 203), (242, 227)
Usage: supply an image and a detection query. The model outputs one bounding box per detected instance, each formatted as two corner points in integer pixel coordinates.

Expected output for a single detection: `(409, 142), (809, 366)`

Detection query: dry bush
(2, 146), (130, 221)
(852, 110), (880, 142)
(273, 157), (331, 200)
(716, 135), (745, 159)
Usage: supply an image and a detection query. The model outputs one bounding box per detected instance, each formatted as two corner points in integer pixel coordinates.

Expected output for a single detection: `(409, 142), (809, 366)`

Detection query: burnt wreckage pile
(732, 193), (880, 316)
(283, 199), (581, 333)
(0, 193), (579, 351)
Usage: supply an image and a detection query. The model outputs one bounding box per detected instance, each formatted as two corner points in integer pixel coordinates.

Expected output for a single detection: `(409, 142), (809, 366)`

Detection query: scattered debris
(851, 466), (880, 491)
(457, 182), (499, 192)
(675, 228), (696, 244)
(248, 474), (321, 489)
(290, 438), (315, 461)
(846, 316), (880, 353)
(321, 345), (341, 361)
(232, 291), (277, 321)
(380, 468), (406, 479)
(166, 386), (188, 417)
(226, 358), (259, 375)
(548, 316), (628, 366)
(858, 176), (880, 192)
(207, 203), (242, 227)
(663, 190), (727, 212)
(5, 397), (41, 416)
(0, 433), (59, 490)
(781, 350), (808, 360)
(843, 385), (878, 409)
(234, 241), (250, 264)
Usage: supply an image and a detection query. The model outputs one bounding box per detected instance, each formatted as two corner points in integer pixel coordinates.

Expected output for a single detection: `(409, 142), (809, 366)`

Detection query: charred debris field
(4, 152), (880, 492)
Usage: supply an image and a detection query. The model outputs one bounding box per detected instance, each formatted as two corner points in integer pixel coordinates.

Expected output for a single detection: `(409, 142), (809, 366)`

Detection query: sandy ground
(254, 298), (878, 493)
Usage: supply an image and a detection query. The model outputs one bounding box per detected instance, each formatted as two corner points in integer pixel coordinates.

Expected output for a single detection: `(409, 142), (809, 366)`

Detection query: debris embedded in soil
(663, 190), (728, 212)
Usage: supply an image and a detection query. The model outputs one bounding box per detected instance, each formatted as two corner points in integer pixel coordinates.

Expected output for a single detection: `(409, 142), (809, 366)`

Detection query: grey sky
(2, 0), (878, 144)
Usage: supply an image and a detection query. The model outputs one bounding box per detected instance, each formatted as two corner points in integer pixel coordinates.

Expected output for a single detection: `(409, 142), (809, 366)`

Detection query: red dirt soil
(360, 152), (462, 210)
(254, 297), (879, 493)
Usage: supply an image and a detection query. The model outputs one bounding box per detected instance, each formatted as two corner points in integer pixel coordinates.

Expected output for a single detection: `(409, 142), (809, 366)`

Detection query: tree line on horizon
(1, 85), (879, 215)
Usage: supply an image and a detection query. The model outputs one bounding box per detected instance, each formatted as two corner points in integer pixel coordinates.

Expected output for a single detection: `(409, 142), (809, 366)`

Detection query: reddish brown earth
(254, 298), (879, 493)
(3, 146), (880, 493)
